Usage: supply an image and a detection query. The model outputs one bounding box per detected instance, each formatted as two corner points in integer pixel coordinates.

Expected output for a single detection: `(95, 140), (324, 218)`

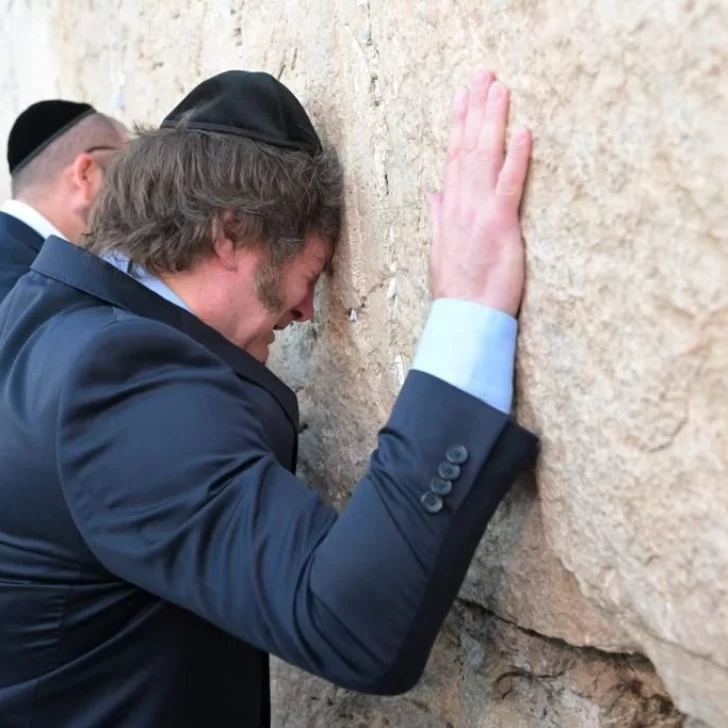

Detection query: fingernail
(490, 81), (505, 100)
(453, 87), (469, 112)
(473, 68), (490, 86)
(514, 126), (530, 143)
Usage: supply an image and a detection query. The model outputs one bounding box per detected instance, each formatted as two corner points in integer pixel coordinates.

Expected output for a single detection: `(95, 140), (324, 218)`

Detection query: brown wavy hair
(82, 124), (343, 277)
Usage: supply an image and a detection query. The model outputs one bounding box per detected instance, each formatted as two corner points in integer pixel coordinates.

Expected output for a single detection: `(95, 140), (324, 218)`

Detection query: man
(0, 100), (128, 301)
(0, 69), (538, 726)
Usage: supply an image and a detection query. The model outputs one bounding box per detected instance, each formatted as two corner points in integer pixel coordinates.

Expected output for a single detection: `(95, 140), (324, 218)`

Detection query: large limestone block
(1, 0), (726, 724)
(270, 608), (686, 727)
(455, 605), (687, 728)
(459, 477), (636, 653)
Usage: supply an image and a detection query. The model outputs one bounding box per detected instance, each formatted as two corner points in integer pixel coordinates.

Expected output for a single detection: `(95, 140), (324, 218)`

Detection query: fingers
(496, 126), (532, 207)
(443, 87), (469, 205)
(462, 69), (494, 151)
(442, 71), (529, 210)
(479, 82), (511, 187)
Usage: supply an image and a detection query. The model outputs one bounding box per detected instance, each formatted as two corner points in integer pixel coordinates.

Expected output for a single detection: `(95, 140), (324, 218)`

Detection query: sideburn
(253, 258), (285, 314)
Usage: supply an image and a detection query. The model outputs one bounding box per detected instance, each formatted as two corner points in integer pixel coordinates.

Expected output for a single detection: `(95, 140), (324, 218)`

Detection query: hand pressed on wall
(428, 69), (532, 318)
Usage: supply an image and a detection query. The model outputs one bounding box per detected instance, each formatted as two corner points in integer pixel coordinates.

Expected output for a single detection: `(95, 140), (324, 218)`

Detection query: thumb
(427, 192), (443, 241)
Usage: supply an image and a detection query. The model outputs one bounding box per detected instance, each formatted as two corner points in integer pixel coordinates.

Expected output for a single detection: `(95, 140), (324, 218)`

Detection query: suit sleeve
(57, 319), (539, 695)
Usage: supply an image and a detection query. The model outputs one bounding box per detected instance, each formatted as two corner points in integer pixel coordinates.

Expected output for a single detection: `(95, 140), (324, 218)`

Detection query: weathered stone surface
(455, 604), (687, 728)
(1, 0), (726, 725)
(271, 606), (686, 727)
(460, 475), (636, 653)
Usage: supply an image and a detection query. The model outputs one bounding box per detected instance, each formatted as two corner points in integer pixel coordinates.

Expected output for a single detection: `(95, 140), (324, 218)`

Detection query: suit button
(421, 491), (444, 514)
(438, 461), (461, 481)
(446, 444), (468, 464)
(430, 477), (452, 496)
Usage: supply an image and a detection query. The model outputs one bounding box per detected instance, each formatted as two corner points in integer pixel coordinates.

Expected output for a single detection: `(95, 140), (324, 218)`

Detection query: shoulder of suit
(62, 310), (238, 382)
(19, 303), (226, 391)
(0, 210), (44, 248)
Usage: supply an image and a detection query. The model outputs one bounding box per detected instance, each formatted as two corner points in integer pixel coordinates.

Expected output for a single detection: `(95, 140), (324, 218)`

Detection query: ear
(211, 212), (239, 271)
(69, 153), (103, 204)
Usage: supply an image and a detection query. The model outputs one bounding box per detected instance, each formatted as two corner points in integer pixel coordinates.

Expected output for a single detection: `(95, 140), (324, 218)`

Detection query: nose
(290, 288), (315, 323)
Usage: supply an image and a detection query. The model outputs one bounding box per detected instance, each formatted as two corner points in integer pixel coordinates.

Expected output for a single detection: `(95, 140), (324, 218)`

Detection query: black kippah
(7, 100), (96, 175)
(160, 70), (322, 153)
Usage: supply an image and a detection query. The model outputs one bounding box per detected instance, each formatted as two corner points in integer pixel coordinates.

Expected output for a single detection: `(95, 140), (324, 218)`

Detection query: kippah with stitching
(160, 70), (322, 153)
(7, 100), (96, 175)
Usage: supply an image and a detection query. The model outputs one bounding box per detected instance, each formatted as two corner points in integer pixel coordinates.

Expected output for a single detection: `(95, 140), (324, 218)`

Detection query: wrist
(432, 292), (520, 319)
(413, 298), (518, 413)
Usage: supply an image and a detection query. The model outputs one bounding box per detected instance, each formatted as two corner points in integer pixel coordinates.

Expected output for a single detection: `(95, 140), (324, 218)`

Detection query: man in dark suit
(0, 69), (538, 727)
(0, 100), (127, 302)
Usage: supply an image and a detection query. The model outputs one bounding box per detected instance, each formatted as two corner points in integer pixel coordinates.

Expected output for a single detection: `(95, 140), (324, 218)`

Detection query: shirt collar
(0, 199), (67, 241)
(103, 252), (191, 312)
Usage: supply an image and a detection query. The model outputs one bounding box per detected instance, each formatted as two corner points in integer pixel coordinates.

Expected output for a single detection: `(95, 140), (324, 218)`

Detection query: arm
(57, 319), (537, 695)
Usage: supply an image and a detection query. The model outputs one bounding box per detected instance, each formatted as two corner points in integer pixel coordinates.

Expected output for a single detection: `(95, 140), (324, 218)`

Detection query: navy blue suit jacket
(0, 211), (44, 303)
(0, 237), (539, 727)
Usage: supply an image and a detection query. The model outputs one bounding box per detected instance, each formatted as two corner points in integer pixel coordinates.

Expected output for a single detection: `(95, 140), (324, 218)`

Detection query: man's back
(0, 259), (273, 727)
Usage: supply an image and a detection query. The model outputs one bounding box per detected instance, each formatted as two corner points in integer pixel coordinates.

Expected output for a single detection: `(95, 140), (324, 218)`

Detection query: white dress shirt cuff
(411, 298), (517, 414)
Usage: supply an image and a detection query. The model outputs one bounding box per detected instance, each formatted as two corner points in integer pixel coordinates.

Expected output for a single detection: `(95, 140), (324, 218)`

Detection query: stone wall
(1, 0), (726, 725)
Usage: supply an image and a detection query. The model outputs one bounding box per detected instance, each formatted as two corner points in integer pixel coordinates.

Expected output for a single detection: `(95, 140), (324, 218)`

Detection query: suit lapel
(31, 237), (300, 431)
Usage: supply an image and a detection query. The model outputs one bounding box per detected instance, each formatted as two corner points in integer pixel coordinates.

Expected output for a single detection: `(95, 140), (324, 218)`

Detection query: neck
(160, 267), (265, 350)
(16, 193), (81, 243)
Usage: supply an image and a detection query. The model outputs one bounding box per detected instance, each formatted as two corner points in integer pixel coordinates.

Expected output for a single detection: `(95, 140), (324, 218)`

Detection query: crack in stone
(455, 597), (647, 663)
